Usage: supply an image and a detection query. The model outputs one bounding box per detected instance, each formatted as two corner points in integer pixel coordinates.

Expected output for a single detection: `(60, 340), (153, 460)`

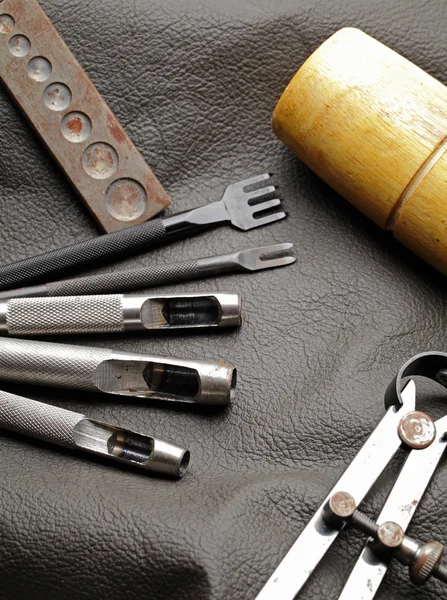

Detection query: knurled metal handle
(0, 389), (82, 447)
(46, 260), (200, 296)
(4, 295), (125, 335)
(0, 337), (113, 389)
(0, 219), (168, 290)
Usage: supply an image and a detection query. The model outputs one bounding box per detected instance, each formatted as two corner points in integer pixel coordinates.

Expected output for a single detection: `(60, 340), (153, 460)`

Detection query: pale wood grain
(273, 27), (447, 273)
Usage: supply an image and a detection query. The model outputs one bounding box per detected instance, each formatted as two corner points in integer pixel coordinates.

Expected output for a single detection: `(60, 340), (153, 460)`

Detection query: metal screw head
(322, 491), (356, 529)
(377, 521), (405, 549)
(410, 541), (444, 585)
(398, 411), (436, 449)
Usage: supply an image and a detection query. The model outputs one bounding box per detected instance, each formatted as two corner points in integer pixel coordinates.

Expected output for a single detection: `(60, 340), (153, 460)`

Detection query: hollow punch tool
(0, 174), (285, 291)
(0, 338), (236, 405)
(0, 292), (241, 336)
(0, 243), (295, 299)
(0, 389), (189, 477)
(255, 352), (447, 600)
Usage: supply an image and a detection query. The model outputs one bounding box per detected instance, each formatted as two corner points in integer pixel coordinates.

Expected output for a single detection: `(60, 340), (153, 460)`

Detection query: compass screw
(376, 521), (405, 549)
(322, 492), (378, 534)
(323, 492), (447, 587)
(409, 541), (445, 585)
(350, 510), (378, 537)
(397, 411), (436, 449)
(322, 491), (357, 529)
(436, 562), (447, 584)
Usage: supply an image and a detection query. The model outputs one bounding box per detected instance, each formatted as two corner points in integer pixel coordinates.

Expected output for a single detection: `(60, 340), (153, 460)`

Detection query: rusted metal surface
(398, 410), (436, 449)
(376, 521), (405, 549)
(322, 491), (357, 529)
(0, 0), (170, 232)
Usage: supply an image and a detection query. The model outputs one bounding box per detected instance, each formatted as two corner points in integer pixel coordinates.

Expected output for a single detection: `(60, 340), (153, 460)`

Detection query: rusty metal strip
(0, 0), (171, 232)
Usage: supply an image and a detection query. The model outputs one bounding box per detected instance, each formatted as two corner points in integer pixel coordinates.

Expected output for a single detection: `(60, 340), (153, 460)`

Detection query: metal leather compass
(256, 352), (447, 600)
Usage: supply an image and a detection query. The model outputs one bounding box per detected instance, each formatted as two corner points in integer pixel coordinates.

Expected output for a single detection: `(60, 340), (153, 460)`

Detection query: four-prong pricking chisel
(0, 244), (295, 299)
(0, 338), (236, 405)
(0, 389), (189, 477)
(255, 352), (447, 600)
(0, 292), (241, 336)
(0, 174), (285, 290)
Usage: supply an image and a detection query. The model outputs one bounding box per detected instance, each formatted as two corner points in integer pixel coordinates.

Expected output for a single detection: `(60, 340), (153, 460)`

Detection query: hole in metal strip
(0, 14), (14, 35)
(44, 82), (72, 111)
(8, 34), (30, 56)
(82, 142), (118, 179)
(61, 111), (92, 143)
(27, 56), (52, 81)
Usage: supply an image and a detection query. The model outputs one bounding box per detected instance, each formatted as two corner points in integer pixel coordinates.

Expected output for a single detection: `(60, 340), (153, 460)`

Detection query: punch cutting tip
(0, 390), (189, 477)
(0, 292), (242, 336)
(0, 338), (236, 406)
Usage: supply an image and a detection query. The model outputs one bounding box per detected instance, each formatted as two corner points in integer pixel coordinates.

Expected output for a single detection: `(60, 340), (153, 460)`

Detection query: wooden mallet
(273, 28), (447, 274)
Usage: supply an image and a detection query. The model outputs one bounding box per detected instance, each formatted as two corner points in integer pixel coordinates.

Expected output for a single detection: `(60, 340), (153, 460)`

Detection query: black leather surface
(2, 1), (447, 599)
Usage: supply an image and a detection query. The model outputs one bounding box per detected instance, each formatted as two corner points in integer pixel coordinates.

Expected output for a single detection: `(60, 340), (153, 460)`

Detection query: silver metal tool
(255, 352), (447, 600)
(0, 174), (286, 290)
(0, 292), (241, 336)
(0, 389), (189, 477)
(0, 338), (236, 405)
(0, 243), (295, 299)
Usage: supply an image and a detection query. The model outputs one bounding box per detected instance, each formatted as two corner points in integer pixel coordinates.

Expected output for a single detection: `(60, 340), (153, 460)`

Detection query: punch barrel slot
(139, 296), (220, 328)
(73, 420), (156, 465)
(161, 297), (221, 326)
(138, 293), (242, 329)
(0, 337), (236, 405)
(72, 419), (189, 477)
(143, 363), (200, 398)
(93, 359), (200, 400)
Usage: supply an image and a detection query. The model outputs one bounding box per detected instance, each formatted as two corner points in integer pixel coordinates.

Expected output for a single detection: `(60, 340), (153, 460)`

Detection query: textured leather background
(2, 1), (447, 599)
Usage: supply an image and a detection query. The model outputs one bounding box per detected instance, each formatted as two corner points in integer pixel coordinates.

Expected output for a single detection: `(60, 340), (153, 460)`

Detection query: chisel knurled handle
(0, 219), (167, 291)
(46, 260), (200, 296)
